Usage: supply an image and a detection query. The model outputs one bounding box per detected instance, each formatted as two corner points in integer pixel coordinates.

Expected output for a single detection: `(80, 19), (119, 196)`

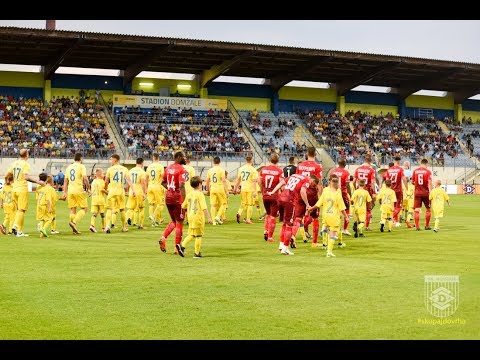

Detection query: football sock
(90, 213), (97, 227)
(246, 206), (252, 222)
(182, 234), (194, 247)
(120, 211), (126, 228)
(175, 223), (183, 245)
(312, 219), (319, 243)
(425, 209), (431, 227)
(194, 236), (202, 254)
(163, 221), (175, 238)
(73, 209), (85, 225)
(414, 210), (420, 228)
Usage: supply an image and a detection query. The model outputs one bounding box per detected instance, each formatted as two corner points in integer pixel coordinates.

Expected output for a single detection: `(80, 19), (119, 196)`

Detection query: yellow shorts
(241, 191), (254, 206)
(147, 187), (165, 205)
(37, 205), (53, 222)
(408, 200), (414, 211)
(354, 210), (367, 223)
(68, 193), (87, 209)
(3, 204), (15, 216)
(433, 208), (444, 218)
(188, 224), (205, 237)
(381, 210), (394, 220)
(323, 214), (341, 228)
(91, 204), (105, 214)
(127, 194), (146, 211)
(107, 194), (126, 210)
(402, 199), (409, 210)
(13, 190), (28, 211)
(210, 191), (227, 207)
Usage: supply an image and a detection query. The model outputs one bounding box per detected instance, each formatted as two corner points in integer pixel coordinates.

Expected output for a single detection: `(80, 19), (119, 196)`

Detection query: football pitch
(0, 193), (478, 339)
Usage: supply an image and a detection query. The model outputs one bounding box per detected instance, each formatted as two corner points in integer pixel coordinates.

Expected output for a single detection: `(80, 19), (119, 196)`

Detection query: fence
(0, 147), (117, 160)
(125, 149), (253, 162)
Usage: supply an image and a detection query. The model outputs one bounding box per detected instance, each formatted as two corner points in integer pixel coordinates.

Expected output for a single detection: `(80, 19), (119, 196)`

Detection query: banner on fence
(113, 95), (227, 110)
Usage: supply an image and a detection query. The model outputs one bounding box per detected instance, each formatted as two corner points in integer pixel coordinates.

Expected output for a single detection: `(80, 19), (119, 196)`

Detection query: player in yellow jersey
(146, 153), (166, 227)
(234, 155), (259, 224)
(35, 171), (61, 235)
(37, 176), (58, 238)
(183, 155), (196, 195)
(377, 179), (397, 233)
(206, 156), (229, 225)
(104, 154), (134, 233)
(176, 176), (213, 258)
(6, 149), (45, 237)
(404, 178), (415, 228)
(222, 171), (233, 222)
(0, 173), (15, 235)
(350, 179), (372, 238)
(429, 179), (450, 233)
(183, 155), (196, 224)
(64, 153), (91, 235)
(36, 173), (48, 231)
(126, 158), (147, 229)
(89, 168), (107, 233)
(254, 182), (263, 218)
(308, 175), (347, 257)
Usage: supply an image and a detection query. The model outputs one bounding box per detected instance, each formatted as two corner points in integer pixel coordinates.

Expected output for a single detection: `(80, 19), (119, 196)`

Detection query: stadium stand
(0, 95), (114, 159)
(298, 109), (368, 164)
(238, 110), (309, 158)
(114, 106), (252, 160)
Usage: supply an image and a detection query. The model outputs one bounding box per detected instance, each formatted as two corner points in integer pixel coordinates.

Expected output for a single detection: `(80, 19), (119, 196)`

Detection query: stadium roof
(1, 26), (480, 102)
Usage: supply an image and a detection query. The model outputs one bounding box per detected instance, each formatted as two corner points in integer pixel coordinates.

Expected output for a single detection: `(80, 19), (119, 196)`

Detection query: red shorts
(414, 195), (430, 209)
(294, 201), (307, 219)
(263, 198), (279, 217)
(395, 191), (403, 208)
(279, 200), (294, 226)
(167, 204), (184, 222)
(166, 192), (182, 205)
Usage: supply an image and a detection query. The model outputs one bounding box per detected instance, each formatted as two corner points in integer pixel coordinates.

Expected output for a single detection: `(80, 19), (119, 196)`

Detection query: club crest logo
(424, 275), (459, 318)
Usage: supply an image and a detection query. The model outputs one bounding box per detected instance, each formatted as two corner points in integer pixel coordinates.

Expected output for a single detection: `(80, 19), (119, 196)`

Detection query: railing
(125, 149), (253, 162)
(117, 115), (234, 127)
(227, 101), (265, 164)
(99, 94), (127, 159)
(0, 147), (118, 159)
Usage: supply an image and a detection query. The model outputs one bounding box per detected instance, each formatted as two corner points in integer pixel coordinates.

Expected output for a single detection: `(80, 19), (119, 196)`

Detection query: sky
(1, 20), (480, 64)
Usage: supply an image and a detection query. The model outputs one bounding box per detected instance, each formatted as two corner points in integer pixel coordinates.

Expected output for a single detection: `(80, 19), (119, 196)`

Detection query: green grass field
(0, 193), (478, 339)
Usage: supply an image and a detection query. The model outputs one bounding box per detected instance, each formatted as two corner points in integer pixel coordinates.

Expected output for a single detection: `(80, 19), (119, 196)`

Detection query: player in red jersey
(354, 154), (376, 230)
(290, 174), (320, 248)
(258, 153), (283, 242)
(302, 180), (321, 247)
(385, 156), (406, 226)
(276, 179), (290, 252)
(296, 146), (323, 194)
(159, 151), (187, 254)
(330, 159), (352, 236)
(269, 173), (317, 255)
(412, 158), (433, 231)
(296, 146), (323, 241)
(381, 163), (393, 185)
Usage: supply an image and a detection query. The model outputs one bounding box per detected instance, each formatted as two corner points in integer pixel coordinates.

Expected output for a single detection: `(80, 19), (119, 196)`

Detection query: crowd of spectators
(116, 106), (251, 159)
(299, 109), (368, 163)
(298, 109), (465, 166)
(0, 95), (114, 158)
(242, 109), (303, 157)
